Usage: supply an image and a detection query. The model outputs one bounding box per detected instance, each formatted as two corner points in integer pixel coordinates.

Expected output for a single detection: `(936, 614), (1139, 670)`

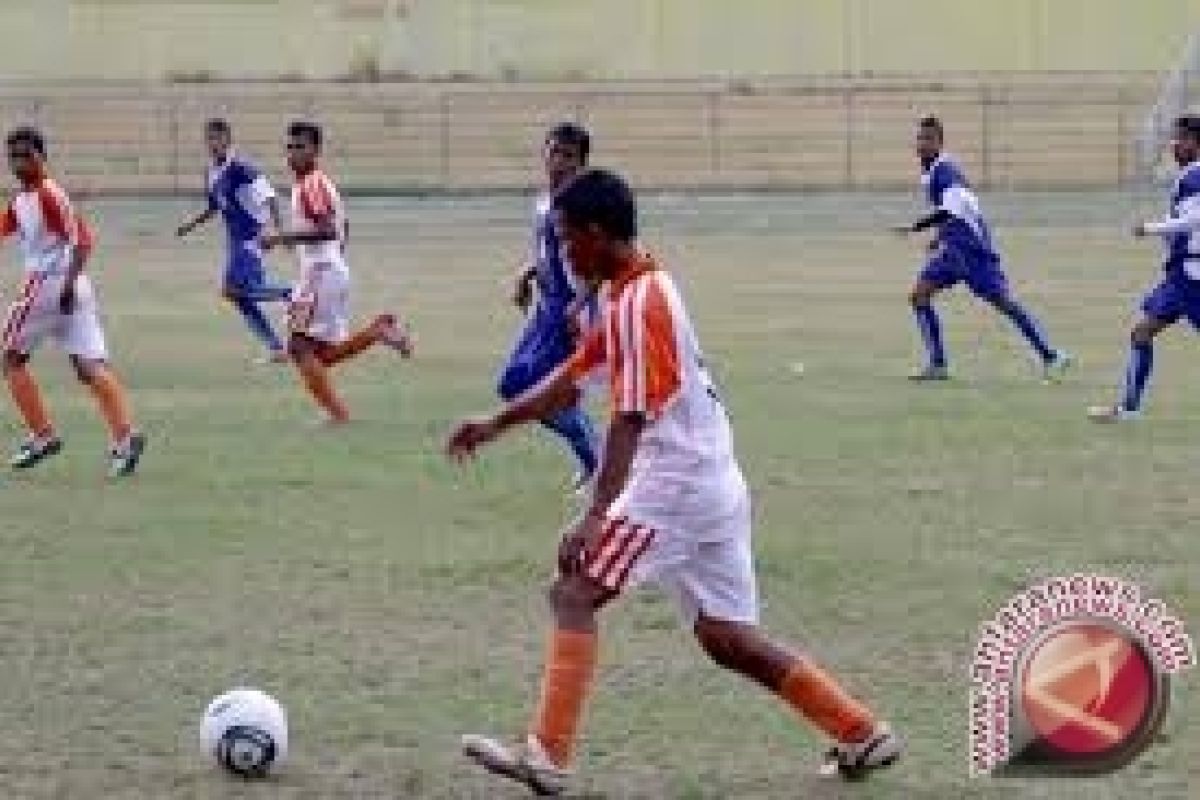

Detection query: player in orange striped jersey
(448, 169), (901, 794)
(0, 127), (145, 477)
(260, 121), (413, 424)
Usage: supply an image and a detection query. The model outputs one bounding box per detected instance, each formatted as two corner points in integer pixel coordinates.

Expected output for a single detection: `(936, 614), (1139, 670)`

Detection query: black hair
(552, 168), (637, 242)
(547, 122), (591, 163)
(6, 126), (46, 156)
(919, 115), (945, 139)
(287, 120), (323, 149)
(1175, 115), (1200, 140)
(205, 117), (232, 136)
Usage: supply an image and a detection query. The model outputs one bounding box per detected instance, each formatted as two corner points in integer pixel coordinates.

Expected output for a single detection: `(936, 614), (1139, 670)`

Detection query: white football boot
(818, 722), (903, 781)
(462, 733), (570, 796)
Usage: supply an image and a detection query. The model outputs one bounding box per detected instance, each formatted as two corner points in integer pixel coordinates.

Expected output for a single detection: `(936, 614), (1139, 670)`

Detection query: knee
(287, 334), (314, 359)
(3, 350), (28, 373)
(496, 368), (526, 402)
(546, 577), (605, 627)
(70, 356), (100, 384)
(909, 287), (932, 307)
(1131, 322), (1157, 346)
(694, 618), (744, 672)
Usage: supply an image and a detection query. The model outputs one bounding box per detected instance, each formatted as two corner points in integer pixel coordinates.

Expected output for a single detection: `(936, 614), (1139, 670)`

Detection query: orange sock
(5, 363), (54, 437)
(317, 319), (384, 367)
(777, 657), (875, 743)
(530, 628), (597, 767)
(86, 366), (134, 443)
(296, 356), (350, 421)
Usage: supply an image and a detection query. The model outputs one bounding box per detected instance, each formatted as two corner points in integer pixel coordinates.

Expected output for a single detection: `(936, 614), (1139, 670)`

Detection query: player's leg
(908, 273), (951, 380)
(2, 277), (62, 467)
(1089, 315), (1171, 422)
(223, 246), (287, 359)
(462, 568), (615, 795)
(62, 278), (145, 476)
(676, 491), (898, 779)
(289, 332), (350, 423)
(316, 312), (413, 366)
(975, 271), (1070, 378)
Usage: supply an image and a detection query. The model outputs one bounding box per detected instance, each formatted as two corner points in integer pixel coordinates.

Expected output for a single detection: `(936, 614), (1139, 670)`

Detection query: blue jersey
(922, 155), (999, 262)
(531, 193), (584, 316)
(207, 154), (274, 244)
(1162, 162), (1200, 282)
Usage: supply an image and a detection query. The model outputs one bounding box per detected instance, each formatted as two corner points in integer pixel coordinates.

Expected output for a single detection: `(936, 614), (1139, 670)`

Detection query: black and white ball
(200, 688), (288, 778)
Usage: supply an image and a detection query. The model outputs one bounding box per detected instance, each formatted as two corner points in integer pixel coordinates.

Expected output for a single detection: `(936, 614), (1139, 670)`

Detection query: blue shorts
(919, 247), (1008, 300)
(223, 240), (272, 295)
(1141, 278), (1200, 328)
(497, 310), (575, 401)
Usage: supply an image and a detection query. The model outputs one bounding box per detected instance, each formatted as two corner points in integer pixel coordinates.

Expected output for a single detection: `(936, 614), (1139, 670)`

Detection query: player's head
(916, 116), (944, 164)
(543, 122), (590, 189)
(205, 117), (233, 162)
(552, 168), (637, 281)
(1171, 115), (1200, 166)
(6, 126), (47, 183)
(286, 120), (322, 174)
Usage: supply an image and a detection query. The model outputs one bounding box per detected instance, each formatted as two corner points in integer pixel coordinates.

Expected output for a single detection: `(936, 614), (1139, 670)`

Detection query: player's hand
(558, 509), (605, 575)
(1132, 222), (1149, 238)
(890, 224), (913, 237)
(59, 283), (76, 315)
(259, 232), (280, 251)
(176, 221), (193, 238)
(446, 416), (501, 462)
(513, 270), (534, 311)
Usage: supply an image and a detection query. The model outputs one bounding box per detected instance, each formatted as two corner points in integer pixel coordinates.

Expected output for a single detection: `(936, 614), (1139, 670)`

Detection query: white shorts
(2, 273), (108, 360)
(289, 263), (350, 344)
(582, 464), (758, 626)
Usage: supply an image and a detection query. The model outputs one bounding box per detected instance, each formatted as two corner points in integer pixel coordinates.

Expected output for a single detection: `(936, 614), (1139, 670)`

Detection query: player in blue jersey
(894, 116), (1071, 381)
(1089, 115), (1200, 422)
(498, 123), (598, 489)
(176, 118), (291, 362)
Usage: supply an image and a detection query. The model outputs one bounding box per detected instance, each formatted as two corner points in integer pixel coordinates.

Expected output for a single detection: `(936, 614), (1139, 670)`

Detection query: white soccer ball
(200, 688), (288, 778)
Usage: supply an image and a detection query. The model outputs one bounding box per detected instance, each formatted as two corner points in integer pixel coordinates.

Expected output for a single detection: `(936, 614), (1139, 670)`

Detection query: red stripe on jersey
(0, 204), (16, 237)
(300, 173), (333, 221)
(36, 182), (73, 241)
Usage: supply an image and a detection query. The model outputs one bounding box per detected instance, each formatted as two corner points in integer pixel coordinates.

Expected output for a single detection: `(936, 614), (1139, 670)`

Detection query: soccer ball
(200, 688), (288, 778)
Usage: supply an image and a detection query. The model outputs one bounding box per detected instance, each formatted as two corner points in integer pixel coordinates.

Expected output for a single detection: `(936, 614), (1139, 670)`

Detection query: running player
(499, 123), (598, 490)
(448, 169), (901, 795)
(895, 116), (1072, 381)
(0, 127), (145, 477)
(1089, 115), (1200, 422)
(260, 121), (413, 425)
(176, 118), (291, 363)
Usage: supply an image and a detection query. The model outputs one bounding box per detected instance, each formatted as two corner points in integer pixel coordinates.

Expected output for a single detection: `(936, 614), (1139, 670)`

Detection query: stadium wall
(0, 1), (1197, 81)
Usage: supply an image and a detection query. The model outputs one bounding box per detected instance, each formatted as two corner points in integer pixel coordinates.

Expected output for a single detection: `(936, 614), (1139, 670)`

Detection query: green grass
(0, 192), (1194, 798)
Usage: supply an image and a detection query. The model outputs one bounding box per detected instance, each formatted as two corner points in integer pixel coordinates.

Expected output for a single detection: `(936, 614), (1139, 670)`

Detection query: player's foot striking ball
(448, 169), (901, 795)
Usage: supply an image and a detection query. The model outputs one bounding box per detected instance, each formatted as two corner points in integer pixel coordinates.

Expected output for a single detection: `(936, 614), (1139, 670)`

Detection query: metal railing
(0, 78), (1158, 194)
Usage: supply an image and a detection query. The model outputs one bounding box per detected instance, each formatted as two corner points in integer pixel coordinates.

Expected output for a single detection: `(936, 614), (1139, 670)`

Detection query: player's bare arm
(558, 411), (644, 572)
(177, 208), (215, 238)
(260, 214), (338, 249)
(59, 232), (90, 315)
(512, 263), (536, 310)
(446, 365), (581, 461)
(892, 208), (951, 236)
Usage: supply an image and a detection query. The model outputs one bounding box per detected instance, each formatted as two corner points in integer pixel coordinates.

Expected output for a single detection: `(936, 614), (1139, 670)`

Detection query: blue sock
(231, 297), (284, 352)
(999, 301), (1055, 363)
(1121, 341), (1153, 411)
(542, 406), (598, 476)
(913, 304), (947, 368)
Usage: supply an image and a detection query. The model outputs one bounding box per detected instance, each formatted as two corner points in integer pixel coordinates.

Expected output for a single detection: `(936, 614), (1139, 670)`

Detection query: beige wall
(1, 1), (1197, 80)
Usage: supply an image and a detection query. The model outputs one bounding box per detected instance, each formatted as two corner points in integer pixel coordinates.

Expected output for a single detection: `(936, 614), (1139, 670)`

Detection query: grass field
(0, 191), (1195, 799)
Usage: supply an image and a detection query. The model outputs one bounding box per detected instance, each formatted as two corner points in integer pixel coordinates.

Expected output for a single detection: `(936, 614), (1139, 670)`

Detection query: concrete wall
(1, 1), (1196, 81)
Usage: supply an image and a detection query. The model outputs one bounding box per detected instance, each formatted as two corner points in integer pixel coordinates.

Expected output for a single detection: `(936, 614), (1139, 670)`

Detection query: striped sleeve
(37, 182), (75, 244)
(614, 272), (681, 418)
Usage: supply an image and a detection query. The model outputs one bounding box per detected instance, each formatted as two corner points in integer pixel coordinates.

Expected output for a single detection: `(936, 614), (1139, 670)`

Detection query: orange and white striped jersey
(289, 168), (347, 274)
(565, 252), (735, 477)
(0, 177), (79, 275)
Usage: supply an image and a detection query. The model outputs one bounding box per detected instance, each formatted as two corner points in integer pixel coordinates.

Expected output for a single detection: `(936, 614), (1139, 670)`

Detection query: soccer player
(1089, 115), (1200, 422)
(447, 169), (901, 795)
(0, 127), (145, 477)
(895, 116), (1071, 381)
(176, 118), (291, 363)
(260, 121), (413, 425)
(498, 123), (598, 490)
